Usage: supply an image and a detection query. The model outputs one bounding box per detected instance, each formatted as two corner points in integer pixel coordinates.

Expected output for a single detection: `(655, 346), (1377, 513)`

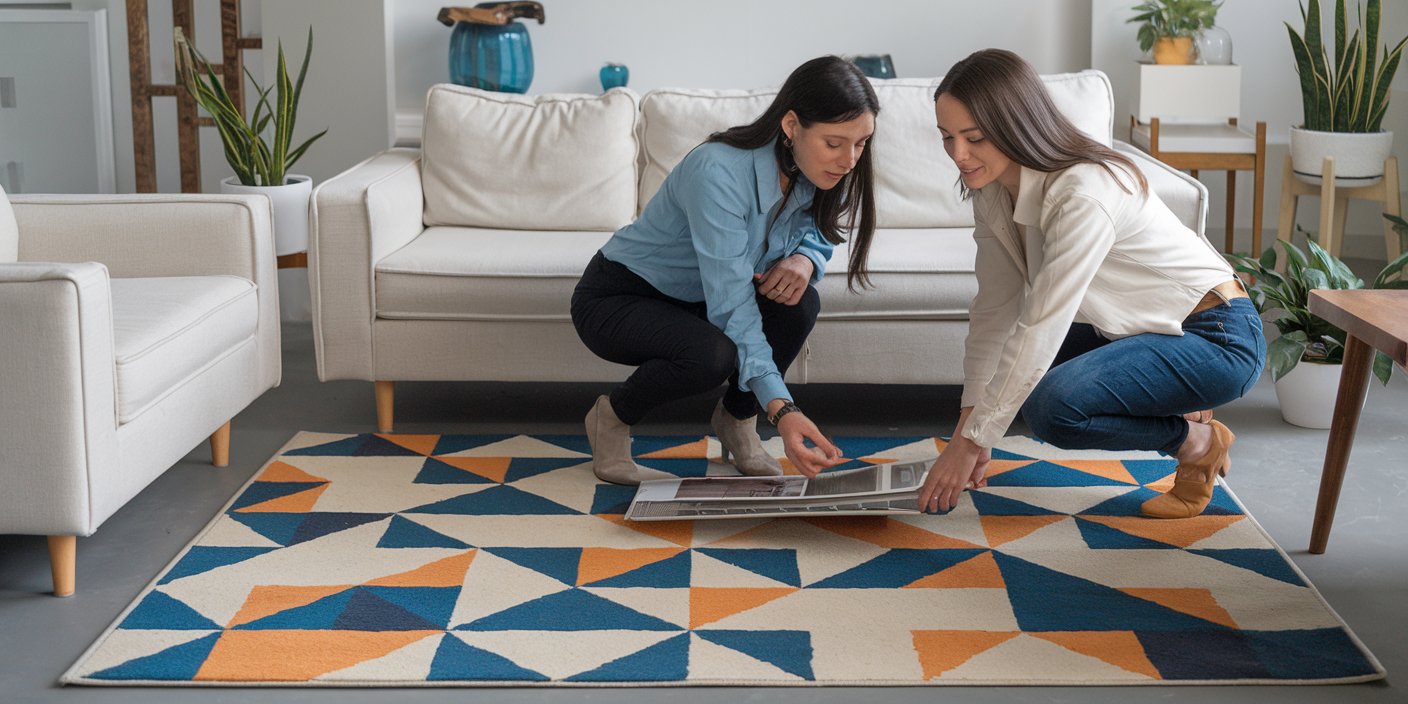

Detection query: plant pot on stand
(220, 175), (313, 322)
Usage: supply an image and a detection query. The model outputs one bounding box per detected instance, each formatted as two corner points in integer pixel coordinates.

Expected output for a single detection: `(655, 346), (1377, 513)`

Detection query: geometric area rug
(64, 432), (1384, 686)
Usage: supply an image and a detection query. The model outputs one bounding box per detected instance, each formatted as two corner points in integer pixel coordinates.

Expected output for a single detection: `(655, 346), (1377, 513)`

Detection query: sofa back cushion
(0, 184), (17, 262)
(421, 84), (640, 231)
(637, 70), (1114, 229)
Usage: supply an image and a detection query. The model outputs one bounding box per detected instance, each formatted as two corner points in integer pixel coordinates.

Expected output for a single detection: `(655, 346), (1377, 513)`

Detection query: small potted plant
(1286, 0), (1408, 185)
(1128, 0), (1222, 65)
(1226, 230), (1406, 428)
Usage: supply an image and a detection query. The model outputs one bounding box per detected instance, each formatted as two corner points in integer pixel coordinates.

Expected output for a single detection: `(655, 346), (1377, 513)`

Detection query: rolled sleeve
(794, 223), (833, 285)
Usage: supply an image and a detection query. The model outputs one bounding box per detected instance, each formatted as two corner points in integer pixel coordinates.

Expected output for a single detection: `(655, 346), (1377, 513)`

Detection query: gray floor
(2, 320), (1404, 703)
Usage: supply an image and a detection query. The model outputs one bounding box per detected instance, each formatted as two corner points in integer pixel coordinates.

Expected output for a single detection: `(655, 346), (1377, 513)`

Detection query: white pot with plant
(1226, 227), (1407, 428)
(1128, 0), (1222, 65)
(175, 27), (327, 321)
(1286, 0), (1407, 186)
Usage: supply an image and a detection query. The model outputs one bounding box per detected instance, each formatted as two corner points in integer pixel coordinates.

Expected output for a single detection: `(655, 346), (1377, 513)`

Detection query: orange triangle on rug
(195, 630), (439, 681)
(365, 551), (477, 588)
(905, 550), (1006, 589)
(690, 587), (795, 629)
(1030, 631), (1162, 679)
(912, 630), (1019, 679)
(578, 547), (686, 586)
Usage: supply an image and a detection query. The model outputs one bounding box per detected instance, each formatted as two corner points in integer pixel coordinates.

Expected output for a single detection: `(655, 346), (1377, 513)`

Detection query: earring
(783, 136), (794, 149)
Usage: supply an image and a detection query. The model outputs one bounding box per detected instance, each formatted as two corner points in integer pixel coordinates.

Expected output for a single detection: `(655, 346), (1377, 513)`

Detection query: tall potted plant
(1128, 0), (1222, 65)
(1226, 231), (1406, 427)
(1286, 0), (1408, 185)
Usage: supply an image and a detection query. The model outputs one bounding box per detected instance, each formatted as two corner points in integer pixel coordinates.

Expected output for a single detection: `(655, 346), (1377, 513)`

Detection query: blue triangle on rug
(89, 633), (220, 681)
(566, 633), (690, 682)
(995, 553), (1232, 631)
(808, 549), (987, 589)
(457, 588), (680, 632)
(696, 630), (815, 680)
(1188, 548), (1306, 586)
(829, 435), (929, 459)
(1122, 459), (1180, 485)
(332, 588), (444, 631)
(230, 481), (327, 510)
(431, 434), (518, 456)
(428, 634), (547, 681)
(590, 485), (637, 515)
(159, 546), (276, 584)
(284, 435), (421, 457)
(227, 512), (305, 546)
(987, 460), (1131, 487)
(633, 458), (707, 477)
(413, 458), (496, 485)
(364, 586), (461, 629)
(504, 457), (591, 482)
(407, 485), (581, 516)
(377, 515), (472, 549)
(970, 491), (1062, 516)
(119, 591), (222, 630)
(235, 590), (356, 630)
(1244, 628), (1382, 679)
(1135, 629), (1270, 679)
(1077, 486), (1166, 516)
(486, 547), (583, 585)
(584, 551), (692, 588)
(290, 513), (391, 545)
(529, 434), (594, 455)
(695, 548), (801, 587)
(1074, 517), (1180, 550)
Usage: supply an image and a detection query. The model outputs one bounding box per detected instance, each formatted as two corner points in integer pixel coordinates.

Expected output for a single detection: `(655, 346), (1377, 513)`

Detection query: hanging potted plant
(1286, 0), (1408, 185)
(174, 27), (327, 260)
(1225, 228), (1407, 428)
(1128, 0), (1222, 65)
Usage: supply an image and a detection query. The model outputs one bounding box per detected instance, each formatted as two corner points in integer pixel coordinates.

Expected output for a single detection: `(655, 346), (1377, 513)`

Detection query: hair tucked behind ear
(934, 49), (1146, 199)
(710, 56), (880, 291)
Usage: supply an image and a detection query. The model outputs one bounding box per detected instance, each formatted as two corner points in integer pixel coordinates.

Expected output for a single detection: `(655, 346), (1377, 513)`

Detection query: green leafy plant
(1128, 0), (1222, 53)
(174, 27), (327, 187)
(1225, 229), (1408, 385)
(1286, 0), (1408, 133)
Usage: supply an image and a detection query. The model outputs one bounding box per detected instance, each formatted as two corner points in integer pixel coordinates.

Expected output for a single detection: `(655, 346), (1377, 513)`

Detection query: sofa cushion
(375, 227), (613, 321)
(110, 276), (259, 423)
(818, 228), (978, 320)
(421, 85), (640, 232)
(0, 184), (17, 263)
(638, 88), (778, 215)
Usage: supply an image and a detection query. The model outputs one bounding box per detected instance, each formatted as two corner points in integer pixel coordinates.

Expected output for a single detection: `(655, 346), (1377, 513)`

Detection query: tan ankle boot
(1140, 420), (1235, 519)
(584, 395), (675, 485)
(710, 399), (782, 476)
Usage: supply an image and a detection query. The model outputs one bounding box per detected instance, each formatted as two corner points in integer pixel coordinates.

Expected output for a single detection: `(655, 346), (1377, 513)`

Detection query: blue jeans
(1020, 298), (1265, 456)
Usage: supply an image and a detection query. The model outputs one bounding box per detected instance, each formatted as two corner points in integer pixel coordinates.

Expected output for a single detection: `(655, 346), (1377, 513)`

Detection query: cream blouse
(960, 163), (1236, 449)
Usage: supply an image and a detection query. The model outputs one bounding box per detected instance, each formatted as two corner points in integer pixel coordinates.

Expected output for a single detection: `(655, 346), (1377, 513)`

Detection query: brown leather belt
(1187, 279), (1249, 319)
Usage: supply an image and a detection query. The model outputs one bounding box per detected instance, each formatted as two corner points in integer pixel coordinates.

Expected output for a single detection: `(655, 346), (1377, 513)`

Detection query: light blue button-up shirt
(600, 141), (835, 407)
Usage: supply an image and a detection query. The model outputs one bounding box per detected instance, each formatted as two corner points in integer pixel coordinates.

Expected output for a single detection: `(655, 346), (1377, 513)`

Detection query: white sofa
(0, 188), (281, 595)
(311, 71), (1208, 432)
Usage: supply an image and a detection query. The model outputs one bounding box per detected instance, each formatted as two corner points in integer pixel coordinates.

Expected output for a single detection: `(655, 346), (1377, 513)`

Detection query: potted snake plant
(1225, 226), (1407, 427)
(1286, 0), (1408, 185)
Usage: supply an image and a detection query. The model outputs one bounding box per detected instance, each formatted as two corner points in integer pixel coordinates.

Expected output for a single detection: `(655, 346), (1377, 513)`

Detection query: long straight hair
(709, 56), (879, 291)
(934, 49), (1147, 199)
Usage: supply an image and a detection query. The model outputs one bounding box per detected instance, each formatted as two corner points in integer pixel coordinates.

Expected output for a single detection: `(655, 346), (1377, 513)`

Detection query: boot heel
(720, 446), (733, 462)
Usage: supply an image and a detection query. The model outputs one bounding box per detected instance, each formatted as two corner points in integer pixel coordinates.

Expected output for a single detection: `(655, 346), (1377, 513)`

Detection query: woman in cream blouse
(919, 49), (1265, 519)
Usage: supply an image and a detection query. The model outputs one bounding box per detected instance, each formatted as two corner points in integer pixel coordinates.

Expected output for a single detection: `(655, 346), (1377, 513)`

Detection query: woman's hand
(917, 434), (990, 513)
(755, 254), (814, 306)
(776, 411), (844, 478)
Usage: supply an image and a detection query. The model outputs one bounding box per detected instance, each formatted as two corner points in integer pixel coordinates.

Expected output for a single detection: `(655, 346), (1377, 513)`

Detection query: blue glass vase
(599, 63), (629, 91)
(449, 21), (534, 93)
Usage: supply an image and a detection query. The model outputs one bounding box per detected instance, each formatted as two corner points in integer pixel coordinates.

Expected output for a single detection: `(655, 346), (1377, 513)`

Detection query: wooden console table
(1306, 289), (1408, 553)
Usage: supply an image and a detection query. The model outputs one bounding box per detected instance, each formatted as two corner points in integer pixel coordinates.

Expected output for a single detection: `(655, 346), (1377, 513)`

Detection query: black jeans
(571, 251), (820, 425)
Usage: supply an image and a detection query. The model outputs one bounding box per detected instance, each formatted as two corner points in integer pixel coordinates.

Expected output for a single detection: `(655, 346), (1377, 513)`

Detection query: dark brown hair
(934, 49), (1147, 198)
(710, 56), (879, 291)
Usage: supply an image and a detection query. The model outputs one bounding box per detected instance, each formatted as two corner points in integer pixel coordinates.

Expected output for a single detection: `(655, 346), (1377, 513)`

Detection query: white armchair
(0, 186), (281, 596)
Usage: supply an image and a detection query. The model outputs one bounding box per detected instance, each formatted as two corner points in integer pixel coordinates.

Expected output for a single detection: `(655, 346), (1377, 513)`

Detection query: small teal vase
(599, 63), (629, 91)
(449, 21), (534, 93)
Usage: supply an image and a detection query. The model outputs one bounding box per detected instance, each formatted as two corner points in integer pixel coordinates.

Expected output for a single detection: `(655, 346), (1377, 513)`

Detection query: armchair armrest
(1114, 140), (1210, 237)
(0, 262), (117, 536)
(10, 194), (280, 391)
(310, 147), (425, 380)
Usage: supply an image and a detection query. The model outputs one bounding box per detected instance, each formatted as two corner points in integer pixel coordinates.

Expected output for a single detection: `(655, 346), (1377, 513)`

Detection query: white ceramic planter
(220, 175), (313, 322)
(1289, 127), (1394, 187)
(1273, 360), (1359, 429)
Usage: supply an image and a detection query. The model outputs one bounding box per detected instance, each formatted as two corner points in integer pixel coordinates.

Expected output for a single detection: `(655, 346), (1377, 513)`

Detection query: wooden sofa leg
(376, 381), (394, 433)
(210, 420), (231, 467)
(48, 536), (76, 597)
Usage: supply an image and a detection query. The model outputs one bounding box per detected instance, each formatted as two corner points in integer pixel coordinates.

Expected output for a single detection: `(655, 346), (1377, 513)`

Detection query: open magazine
(624, 458), (936, 521)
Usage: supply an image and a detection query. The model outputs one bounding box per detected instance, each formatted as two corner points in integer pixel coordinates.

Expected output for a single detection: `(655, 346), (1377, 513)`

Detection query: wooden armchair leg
(210, 420), (231, 467)
(48, 536), (76, 597)
(376, 381), (394, 433)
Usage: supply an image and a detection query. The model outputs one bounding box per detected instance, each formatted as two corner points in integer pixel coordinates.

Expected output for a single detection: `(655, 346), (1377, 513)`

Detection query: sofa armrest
(11, 194), (280, 390)
(310, 147), (425, 380)
(0, 262), (117, 536)
(1114, 141), (1210, 237)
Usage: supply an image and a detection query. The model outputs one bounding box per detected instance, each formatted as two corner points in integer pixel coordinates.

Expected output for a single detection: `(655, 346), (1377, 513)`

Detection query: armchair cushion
(421, 85), (639, 232)
(1, 185), (16, 262)
(110, 276), (259, 423)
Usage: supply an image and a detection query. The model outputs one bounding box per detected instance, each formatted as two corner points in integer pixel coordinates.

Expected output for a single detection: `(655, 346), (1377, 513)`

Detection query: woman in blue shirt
(572, 56), (879, 484)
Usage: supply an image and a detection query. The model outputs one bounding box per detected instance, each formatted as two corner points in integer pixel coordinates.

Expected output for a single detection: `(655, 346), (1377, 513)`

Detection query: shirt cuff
(749, 373), (789, 410)
(801, 249), (828, 284)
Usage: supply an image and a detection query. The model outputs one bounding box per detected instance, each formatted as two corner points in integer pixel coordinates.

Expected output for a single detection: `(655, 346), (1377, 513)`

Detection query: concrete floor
(1, 320), (1404, 703)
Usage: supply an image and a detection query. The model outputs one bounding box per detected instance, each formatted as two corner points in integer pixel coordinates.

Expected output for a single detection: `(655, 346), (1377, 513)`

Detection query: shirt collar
(1011, 165), (1047, 227)
(753, 144), (815, 215)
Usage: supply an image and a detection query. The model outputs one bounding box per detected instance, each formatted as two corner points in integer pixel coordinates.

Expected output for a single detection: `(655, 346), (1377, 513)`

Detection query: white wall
(1093, 0), (1408, 259)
